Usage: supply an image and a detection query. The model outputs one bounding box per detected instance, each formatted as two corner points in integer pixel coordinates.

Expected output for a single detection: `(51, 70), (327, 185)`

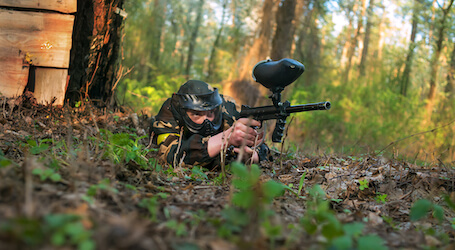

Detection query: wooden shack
(0, 0), (77, 106)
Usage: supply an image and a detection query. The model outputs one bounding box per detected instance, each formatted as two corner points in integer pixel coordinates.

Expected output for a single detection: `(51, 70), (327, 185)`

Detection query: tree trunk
(238, 0), (277, 80)
(444, 40), (455, 100)
(425, 0), (454, 116)
(207, 0), (228, 82)
(344, 0), (367, 83)
(340, 1), (358, 69)
(400, 0), (419, 96)
(67, 0), (125, 107)
(270, 0), (297, 60)
(150, 0), (166, 66)
(185, 0), (205, 79)
(358, 0), (375, 77)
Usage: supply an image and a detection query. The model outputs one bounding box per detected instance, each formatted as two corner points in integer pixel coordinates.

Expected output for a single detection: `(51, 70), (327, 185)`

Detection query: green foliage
(0, 150), (12, 167)
(410, 199), (444, 222)
(32, 168), (61, 182)
(375, 193), (388, 204)
(26, 139), (50, 155)
(95, 129), (155, 169)
(139, 192), (168, 222)
(0, 214), (94, 250)
(359, 179), (369, 191)
(216, 162), (285, 239)
(301, 185), (387, 249)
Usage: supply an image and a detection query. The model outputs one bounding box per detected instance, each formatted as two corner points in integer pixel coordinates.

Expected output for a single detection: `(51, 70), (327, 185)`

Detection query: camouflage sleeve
(158, 133), (215, 167)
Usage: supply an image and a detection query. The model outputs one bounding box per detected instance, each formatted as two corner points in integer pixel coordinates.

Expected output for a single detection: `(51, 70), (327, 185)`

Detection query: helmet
(170, 80), (223, 136)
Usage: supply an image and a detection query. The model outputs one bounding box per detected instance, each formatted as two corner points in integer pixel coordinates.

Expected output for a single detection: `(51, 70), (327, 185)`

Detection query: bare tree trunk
(445, 40), (455, 100)
(185, 0), (205, 79)
(344, 0), (367, 83)
(238, 0), (277, 80)
(207, 0), (228, 82)
(340, 1), (358, 68)
(400, 0), (420, 96)
(425, 0), (454, 117)
(270, 0), (298, 60)
(67, 0), (125, 107)
(150, 0), (166, 66)
(359, 0), (375, 77)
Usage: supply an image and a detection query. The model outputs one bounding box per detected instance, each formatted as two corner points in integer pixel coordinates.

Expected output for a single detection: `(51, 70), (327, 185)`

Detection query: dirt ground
(0, 94), (454, 249)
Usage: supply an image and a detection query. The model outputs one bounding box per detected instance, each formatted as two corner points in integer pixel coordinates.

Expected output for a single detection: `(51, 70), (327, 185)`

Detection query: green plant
(0, 214), (94, 250)
(82, 179), (119, 205)
(297, 172), (306, 197)
(44, 214), (95, 250)
(138, 192), (168, 222)
(190, 166), (208, 181)
(26, 139), (50, 155)
(358, 179), (369, 191)
(301, 185), (387, 249)
(216, 162), (285, 241)
(410, 199), (444, 223)
(375, 193), (387, 204)
(32, 168), (61, 182)
(94, 130), (154, 169)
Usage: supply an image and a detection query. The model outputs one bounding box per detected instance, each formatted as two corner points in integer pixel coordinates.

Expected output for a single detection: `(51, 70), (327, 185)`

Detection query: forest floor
(0, 94), (454, 250)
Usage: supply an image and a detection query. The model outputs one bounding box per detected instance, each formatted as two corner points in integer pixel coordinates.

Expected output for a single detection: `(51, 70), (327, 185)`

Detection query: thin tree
(400, 0), (420, 96)
(207, 0), (228, 82)
(444, 39), (455, 100)
(185, 0), (205, 79)
(425, 0), (454, 117)
(358, 0), (375, 78)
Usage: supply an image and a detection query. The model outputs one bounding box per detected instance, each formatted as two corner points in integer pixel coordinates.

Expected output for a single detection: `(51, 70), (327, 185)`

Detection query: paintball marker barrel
(239, 101), (331, 121)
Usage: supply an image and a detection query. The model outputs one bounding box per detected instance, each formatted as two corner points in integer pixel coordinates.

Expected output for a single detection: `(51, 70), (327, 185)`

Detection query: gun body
(240, 101), (331, 121)
(240, 101), (331, 142)
(247, 58), (331, 143)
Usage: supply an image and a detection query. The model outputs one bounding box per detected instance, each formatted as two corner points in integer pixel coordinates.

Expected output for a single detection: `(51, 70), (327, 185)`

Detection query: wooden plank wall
(0, 0), (76, 106)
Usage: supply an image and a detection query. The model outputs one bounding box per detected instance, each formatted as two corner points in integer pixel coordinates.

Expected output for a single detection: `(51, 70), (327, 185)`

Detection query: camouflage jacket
(150, 96), (271, 168)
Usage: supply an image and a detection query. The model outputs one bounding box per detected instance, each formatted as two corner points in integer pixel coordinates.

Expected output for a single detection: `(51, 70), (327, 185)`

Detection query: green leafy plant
(32, 168), (61, 182)
(375, 193), (387, 204)
(410, 199), (444, 223)
(216, 162), (285, 241)
(138, 192), (168, 222)
(301, 185), (387, 250)
(358, 179), (369, 191)
(0, 214), (94, 249)
(297, 172), (306, 197)
(190, 166), (208, 181)
(95, 129), (154, 169)
(44, 214), (95, 250)
(26, 139), (50, 155)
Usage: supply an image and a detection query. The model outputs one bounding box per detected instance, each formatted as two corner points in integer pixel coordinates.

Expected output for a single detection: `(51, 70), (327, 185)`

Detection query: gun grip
(272, 118), (286, 142)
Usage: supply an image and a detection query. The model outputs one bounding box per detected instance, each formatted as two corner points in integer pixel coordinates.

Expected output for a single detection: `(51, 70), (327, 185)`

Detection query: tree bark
(425, 0), (454, 116)
(400, 0), (419, 96)
(207, 0), (228, 82)
(344, 0), (367, 83)
(185, 0), (205, 79)
(359, 0), (375, 77)
(67, 0), (125, 107)
(270, 0), (297, 60)
(444, 40), (455, 100)
(238, 0), (277, 80)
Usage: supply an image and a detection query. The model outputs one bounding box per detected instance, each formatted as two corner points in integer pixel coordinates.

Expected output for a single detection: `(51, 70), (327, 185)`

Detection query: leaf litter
(0, 94), (454, 249)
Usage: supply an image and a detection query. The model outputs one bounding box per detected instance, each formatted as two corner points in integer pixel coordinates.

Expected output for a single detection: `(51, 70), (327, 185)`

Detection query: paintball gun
(240, 58), (331, 143)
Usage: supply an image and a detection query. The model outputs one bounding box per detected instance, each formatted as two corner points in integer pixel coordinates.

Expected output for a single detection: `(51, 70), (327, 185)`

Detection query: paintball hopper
(252, 58), (305, 94)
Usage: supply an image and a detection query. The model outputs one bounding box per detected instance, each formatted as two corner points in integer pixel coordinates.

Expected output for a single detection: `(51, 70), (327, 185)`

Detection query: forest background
(117, 0), (455, 165)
